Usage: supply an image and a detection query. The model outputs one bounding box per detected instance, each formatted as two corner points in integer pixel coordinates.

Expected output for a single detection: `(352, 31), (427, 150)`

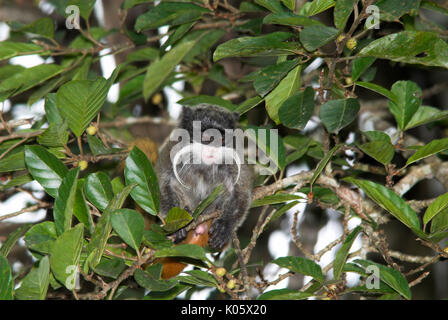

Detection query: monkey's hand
(171, 228), (187, 244)
(208, 218), (232, 250)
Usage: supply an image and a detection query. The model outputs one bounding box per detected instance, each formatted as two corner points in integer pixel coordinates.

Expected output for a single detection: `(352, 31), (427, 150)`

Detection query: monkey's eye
(201, 134), (222, 145)
(201, 134), (212, 144)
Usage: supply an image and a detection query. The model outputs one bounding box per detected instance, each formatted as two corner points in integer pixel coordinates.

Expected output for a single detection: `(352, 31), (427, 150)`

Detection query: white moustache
(172, 142), (241, 189)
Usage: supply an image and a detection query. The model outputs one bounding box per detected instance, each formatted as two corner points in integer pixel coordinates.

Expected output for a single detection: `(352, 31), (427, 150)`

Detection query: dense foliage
(1, 0), (448, 300)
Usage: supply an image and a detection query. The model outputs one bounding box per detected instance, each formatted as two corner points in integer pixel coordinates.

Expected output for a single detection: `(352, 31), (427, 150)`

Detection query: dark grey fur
(155, 104), (253, 250)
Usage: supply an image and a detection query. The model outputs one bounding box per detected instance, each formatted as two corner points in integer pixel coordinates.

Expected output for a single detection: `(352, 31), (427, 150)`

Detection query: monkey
(155, 104), (254, 251)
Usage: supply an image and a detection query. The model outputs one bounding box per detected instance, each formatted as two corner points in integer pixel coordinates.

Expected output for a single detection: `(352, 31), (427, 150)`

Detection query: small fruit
(226, 279), (235, 290)
(345, 77), (353, 85)
(346, 38), (357, 50)
(152, 93), (163, 105)
(78, 160), (88, 171)
(86, 126), (97, 135)
(216, 267), (227, 277)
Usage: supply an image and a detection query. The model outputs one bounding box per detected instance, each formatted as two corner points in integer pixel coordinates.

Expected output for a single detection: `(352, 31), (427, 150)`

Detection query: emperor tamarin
(155, 104), (253, 250)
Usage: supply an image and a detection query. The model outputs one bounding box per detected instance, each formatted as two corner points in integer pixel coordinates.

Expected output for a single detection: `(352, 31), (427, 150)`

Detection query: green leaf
(125, 146), (160, 215)
(0, 146), (25, 173)
(143, 230), (173, 250)
(358, 31), (448, 69)
(266, 64), (301, 124)
(263, 12), (323, 27)
(346, 178), (421, 233)
(388, 81), (422, 130)
(24, 145), (68, 198)
(234, 96), (264, 115)
(111, 209), (145, 251)
(15, 256), (50, 300)
(258, 289), (313, 300)
(333, 226), (362, 280)
(163, 207), (193, 234)
(85, 172), (114, 211)
(405, 106), (448, 130)
(53, 168), (79, 236)
(430, 209), (448, 235)
(310, 144), (342, 187)
(356, 81), (398, 102)
(213, 32), (295, 61)
(251, 193), (303, 207)
(56, 76), (112, 137)
(49, 224), (84, 290)
(424, 192), (448, 225)
(346, 282), (397, 295)
(135, 2), (208, 32)
(24, 222), (57, 254)
(143, 40), (197, 101)
(300, 25), (339, 51)
(134, 269), (178, 292)
(154, 244), (208, 262)
(245, 126), (287, 173)
(0, 256), (13, 300)
(279, 87), (315, 130)
(0, 65), (24, 81)
(18, 17), (54, 38)
(93, 258), (126, 279)
(0, 224), (31, 257)
(406, 138), (448, 166)
(111, 177), (125, 195)
(87, 184), (135, 268)
(351, 57), (376, 82)
(273, 256), (324, 282)
(254, 0), (287, 13)
(281, 0), (295, 10)
(0, 173), (33, 191)
(319, 98), (360, 133)
(177, 95), (236, 111)
(0, 64), (63, 100)
(182, 270), (217, 287)
(161, 22), (196, 51)
(334, 0), (358, 30)
(358, 141), (395, 165)
(421, 0), (448, 15)
(254, 59), (300, 97)
(264, 201), (300, 228)
(362, 130), (392, 143)
(192, 185), (225, 219)
(302, 0), (335, 16)
(87, 135), (120, 156)
(37, 122), (69, 147)
(73, 179), (94, 234)
(354, 259), (411, 300)
(0, 41), (42, 61)
(376, 0), (420, 22)
(45, 93), (64, 125)
(143, 284), (191, 300)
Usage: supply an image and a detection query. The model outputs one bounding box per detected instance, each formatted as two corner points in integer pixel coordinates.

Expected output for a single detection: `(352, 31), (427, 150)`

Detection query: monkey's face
(170, 105), (242, 188)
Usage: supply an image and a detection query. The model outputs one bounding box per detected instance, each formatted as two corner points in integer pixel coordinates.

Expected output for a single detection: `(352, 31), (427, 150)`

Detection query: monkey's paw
(208, 220), (231, 250)
(171, 228), (187, 244)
